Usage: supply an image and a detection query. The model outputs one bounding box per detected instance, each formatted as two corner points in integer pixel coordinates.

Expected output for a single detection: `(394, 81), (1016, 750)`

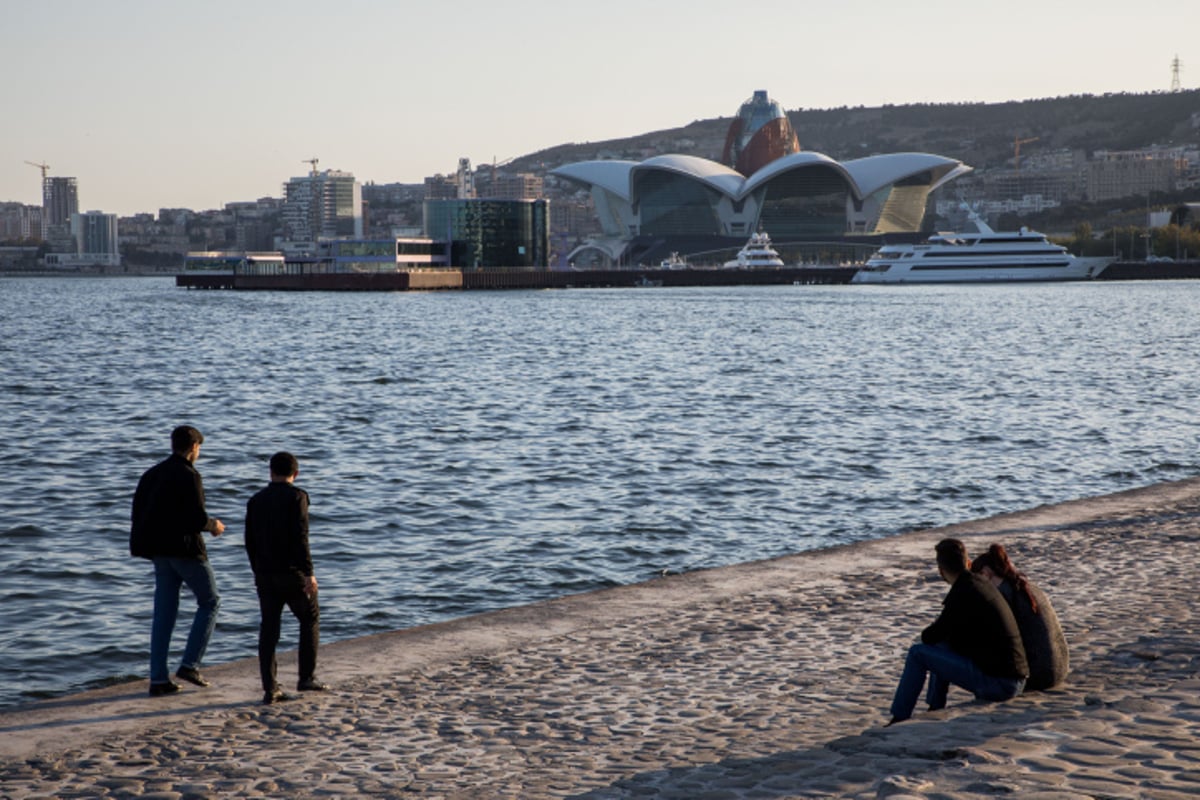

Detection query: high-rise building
(456, 158), (476, 199)
(71, 211), (120, 266)
(282, 169), (363, 247)
(44, 177), (79, 252)
(721, 90), (801, 177)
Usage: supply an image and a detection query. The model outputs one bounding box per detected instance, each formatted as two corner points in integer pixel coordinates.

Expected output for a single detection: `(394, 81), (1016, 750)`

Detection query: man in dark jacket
(888, 538), (1028, 723)
(130, 425), (225, 696)
(245, 451), (327, 704)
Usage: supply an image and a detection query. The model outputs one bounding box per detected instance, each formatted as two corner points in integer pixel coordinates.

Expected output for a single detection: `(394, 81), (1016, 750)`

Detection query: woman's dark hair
(972, 543), (1038, 614)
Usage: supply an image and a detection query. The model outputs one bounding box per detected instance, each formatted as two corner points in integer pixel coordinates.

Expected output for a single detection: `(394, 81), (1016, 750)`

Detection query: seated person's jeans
(890, 642), (1025, 721)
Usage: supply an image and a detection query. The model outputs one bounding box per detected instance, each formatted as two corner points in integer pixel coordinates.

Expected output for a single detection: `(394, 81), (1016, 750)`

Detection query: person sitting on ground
(971, 543), (1069, 691)
(888, 538), (1029, 724)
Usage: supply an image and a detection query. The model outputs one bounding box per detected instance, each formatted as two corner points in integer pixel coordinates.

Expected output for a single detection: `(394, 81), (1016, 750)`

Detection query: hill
(511, 90), (1200, 174)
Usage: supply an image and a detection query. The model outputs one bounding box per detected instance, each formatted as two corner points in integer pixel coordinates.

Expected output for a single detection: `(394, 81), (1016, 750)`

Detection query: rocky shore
(3, 478), (1199, 799)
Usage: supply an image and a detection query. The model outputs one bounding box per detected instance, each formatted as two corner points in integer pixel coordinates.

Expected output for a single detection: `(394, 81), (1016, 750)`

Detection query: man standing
(888, 538), (1029, 724)
(130, 425), (225, 696)
(245, 451), (328, 705)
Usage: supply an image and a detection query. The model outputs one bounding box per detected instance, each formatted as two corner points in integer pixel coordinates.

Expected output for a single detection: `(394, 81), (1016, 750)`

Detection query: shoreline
(3, 477), (1200, 797)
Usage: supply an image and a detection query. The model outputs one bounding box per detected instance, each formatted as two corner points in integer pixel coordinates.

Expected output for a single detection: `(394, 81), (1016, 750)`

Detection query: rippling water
(2, 276), (1198, 709)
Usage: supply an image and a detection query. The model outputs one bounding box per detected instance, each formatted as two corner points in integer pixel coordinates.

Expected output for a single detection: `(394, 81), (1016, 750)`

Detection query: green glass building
(423, 199), (550, 268)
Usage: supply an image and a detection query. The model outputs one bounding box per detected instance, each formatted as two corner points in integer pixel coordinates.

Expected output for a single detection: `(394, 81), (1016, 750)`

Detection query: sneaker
(149, 680), (182, 697)
(297, 678), (330, 692)
(176, 666), (210, 687)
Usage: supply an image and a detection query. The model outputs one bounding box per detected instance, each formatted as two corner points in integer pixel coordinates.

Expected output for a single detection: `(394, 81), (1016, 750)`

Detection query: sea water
(1, 276), (1197, 709)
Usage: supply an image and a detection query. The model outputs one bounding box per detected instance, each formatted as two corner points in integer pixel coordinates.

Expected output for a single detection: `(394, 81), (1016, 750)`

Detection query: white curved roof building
(551, 150), (971, 244)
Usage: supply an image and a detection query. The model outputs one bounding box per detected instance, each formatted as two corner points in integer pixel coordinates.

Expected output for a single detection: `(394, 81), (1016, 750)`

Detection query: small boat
(852, 211), (1113, 284)
(723, 231), (785, 269)
(634, 275), (663, 287)
(659, 252), (690, 270)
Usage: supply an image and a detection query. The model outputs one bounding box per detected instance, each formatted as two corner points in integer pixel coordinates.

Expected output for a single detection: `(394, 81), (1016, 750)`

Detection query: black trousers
(255, 572), (319, 692)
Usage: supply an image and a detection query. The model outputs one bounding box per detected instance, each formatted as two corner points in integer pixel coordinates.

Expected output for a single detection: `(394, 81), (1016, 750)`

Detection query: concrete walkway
(3, 478), (1200, 798)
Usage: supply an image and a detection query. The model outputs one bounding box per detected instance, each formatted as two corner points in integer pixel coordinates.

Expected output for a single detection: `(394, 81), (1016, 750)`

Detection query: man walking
(245, 451), (327, 704)
(888, 538), (1028, 724)
(130, 425), (225, 696)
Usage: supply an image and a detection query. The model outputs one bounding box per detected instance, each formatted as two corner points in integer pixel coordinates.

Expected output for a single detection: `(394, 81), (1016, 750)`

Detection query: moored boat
(723, 232), (785, 269)
(852, 213), (1112, 284)
(659, 252), (690, 270)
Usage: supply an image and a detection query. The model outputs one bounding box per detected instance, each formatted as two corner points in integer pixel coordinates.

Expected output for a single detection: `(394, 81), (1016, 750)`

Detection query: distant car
(1146, 256), (1175, 263)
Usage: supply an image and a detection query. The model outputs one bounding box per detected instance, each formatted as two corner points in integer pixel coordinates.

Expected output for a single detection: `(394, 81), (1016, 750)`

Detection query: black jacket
(922, 571), (1029, 681)
(244, 482), (312, 577)
(130, 453), (218, 560)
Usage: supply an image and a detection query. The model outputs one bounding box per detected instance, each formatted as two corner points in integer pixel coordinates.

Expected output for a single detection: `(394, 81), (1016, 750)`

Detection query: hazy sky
(3, 0), (1193, 216)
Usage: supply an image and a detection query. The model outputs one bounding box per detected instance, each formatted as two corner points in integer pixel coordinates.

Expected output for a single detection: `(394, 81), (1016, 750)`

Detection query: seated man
(889, 538), (1028, 724)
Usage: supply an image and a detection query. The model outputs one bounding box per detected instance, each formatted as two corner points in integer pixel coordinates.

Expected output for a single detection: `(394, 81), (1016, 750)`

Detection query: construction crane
(302, 157), (319, 176)
(1013, 137), (1039, 173)
(490, 155), (515, 186)
(25, 160), (50, 182)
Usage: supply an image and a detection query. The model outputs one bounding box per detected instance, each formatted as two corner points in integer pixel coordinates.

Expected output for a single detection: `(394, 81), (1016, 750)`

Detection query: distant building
(0, 203), (43, 241)
(282, 169), (363, 248)
(489, 173), (544, 200)
(424, 174), (460, 200)
(44, 176), (79, 252)
(551, 90), (971, 266)
(1086, 149), (1185, 202)
(423, 198), (550, 268)
(456, 158), (476, 199)
(42, 211), (120, 268)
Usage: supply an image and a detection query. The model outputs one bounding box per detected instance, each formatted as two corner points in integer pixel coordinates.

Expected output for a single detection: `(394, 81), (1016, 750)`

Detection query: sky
(2, 0), (1195, 217)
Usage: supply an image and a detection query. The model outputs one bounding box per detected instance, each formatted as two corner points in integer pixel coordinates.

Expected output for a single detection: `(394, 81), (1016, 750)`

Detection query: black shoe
(176, 666), (210, 687)
(297, 678), (330, 692)
(263, 687), (292, 705)
(149, 680), (182, 697)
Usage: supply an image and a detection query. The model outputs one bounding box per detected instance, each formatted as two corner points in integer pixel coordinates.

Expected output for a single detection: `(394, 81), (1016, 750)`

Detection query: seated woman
(971, 544), (1069, 691)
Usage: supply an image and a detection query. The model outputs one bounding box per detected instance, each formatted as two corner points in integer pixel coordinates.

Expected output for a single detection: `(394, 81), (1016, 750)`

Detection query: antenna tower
(1171, 55), (1182, 92)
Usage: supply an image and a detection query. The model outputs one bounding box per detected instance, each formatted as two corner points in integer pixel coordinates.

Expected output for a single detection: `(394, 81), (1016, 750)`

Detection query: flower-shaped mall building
(550, 91), (972, 265)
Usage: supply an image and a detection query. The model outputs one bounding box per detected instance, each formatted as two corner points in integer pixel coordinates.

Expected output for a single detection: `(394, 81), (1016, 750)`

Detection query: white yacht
(723, 231), (785, 269)
(852, 214), (1112, 284)
(659, 252), (690, 270)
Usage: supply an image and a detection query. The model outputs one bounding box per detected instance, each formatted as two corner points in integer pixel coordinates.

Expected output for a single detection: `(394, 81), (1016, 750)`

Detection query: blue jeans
(890, 642), (1025, 721)
(150, 557), (220, 684)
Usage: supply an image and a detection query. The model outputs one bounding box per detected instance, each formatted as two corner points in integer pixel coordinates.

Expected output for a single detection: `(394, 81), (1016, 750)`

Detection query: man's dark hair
(935, 538), (969, 574)
(269, 451), (299, 477)
(171, 425), (204, 453)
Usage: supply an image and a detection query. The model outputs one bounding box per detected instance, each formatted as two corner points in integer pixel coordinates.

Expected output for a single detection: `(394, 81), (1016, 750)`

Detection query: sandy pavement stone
(2, 478), (1199, 798)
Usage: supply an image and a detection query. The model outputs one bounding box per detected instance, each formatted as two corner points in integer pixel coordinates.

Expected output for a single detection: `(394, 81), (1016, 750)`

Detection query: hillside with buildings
(517, 90), (1200, 176)
(3, 90), (1199, 270)
(521, 90), (1200, 246)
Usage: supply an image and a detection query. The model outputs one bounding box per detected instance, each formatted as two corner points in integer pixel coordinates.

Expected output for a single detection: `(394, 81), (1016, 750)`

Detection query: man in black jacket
(245, 451), (327, 704)
(888, 538), (1028, 723)
(130, 425), (226, 696)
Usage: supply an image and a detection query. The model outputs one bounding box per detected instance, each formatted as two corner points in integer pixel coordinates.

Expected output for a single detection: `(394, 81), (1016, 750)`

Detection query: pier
(176, 265), (858, 291)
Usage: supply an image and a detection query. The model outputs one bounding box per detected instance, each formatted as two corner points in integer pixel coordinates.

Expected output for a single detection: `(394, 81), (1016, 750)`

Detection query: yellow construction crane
(303, 157), (319, 176)
(1013, 137), (1039, 173)
(24, 160), (50, 181)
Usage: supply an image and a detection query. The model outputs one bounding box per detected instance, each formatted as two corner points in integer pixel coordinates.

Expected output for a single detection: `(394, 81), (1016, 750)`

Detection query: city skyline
(2, 0), (1194, 217)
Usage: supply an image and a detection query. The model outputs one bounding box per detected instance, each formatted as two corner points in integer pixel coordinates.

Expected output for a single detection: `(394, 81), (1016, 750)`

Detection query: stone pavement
(3, 478), (1200, 798)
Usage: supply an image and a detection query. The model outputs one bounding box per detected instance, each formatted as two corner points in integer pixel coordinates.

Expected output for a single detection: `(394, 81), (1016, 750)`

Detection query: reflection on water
(1, 277), (1198, 708)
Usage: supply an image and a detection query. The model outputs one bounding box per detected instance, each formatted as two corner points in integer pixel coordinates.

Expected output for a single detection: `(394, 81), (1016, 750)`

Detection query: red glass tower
(721, 90), (801, 176)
